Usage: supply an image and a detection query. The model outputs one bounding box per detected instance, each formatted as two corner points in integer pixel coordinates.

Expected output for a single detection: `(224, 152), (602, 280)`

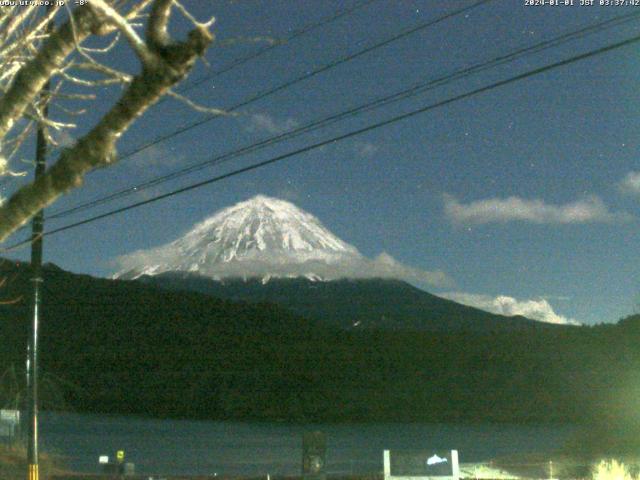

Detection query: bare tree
(0, 0), (215, 242)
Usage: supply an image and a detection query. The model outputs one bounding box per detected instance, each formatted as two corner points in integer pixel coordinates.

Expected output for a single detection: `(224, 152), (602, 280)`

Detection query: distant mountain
(140, 274), (558, 332)
(116, 195), (363, 281)
(115, 194), (563, 330)
(115, 194), (448, 286)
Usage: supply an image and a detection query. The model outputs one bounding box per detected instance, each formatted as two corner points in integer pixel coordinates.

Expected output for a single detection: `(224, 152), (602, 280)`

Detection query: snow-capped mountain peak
(185, 195), (358, 259)
(115, 195), (362, 280)
(115, 194), (448, 287)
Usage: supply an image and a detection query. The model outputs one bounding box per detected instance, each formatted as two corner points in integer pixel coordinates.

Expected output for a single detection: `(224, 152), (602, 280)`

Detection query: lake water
(38, 412), (577, 477)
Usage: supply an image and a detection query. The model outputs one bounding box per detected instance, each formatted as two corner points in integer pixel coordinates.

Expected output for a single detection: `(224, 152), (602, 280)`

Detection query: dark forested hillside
(0, 260), (638, 428)
(139, 273), (559, 332)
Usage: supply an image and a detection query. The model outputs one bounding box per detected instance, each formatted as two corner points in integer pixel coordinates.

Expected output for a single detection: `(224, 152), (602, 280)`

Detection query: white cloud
(441, 292), (581, 325)
(444, 194), (631, 225)
(128, 143), (184, 169)
(116, 249), (452, 288)
(247, 113), (298, 135)
(618, 171), (640, 196)
(353, 141), (378, 158)
(365, 252), (451, 287)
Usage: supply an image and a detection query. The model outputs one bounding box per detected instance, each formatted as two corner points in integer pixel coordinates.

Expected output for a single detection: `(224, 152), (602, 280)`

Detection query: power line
(45, 9), (640, 221)
(97, 0), (494, 167)
(45, 0), (493, 221)
(5, 30), (638, 251)
(177, 0), (381, 94)
(0, 0), (379, 195)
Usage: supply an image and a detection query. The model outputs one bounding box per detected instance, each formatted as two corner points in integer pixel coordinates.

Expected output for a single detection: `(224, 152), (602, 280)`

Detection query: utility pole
(26, 86), (47, 480)
(27, 117), (46, 480)
(26, 10), (52, 480)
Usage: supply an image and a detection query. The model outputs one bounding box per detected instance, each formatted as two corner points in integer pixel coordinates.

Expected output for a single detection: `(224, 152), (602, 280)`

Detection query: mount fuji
(115, 194), (446, 286)
(114, 195), (563, 331)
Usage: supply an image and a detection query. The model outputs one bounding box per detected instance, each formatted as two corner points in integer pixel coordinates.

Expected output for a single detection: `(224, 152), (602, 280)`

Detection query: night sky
(4, 0), (640, 326)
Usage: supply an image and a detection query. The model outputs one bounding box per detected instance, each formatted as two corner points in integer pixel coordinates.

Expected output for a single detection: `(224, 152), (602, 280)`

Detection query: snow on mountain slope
(115, 195), (448, 286)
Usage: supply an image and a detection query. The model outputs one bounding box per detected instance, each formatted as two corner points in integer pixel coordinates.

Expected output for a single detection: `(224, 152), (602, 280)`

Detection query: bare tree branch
(166, 89), (228, 115)
(0, 5), (101, 140)
(0, 1), (153, 142)
(91, 0), (156, 65)
(0, 5), (213, 241)
(147, 0), (173, 49)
